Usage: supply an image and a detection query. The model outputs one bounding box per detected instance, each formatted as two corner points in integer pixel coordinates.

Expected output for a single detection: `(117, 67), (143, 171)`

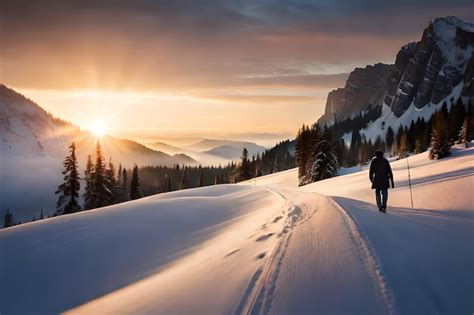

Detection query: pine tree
(197, 165), (204, 187)
(55, 142), (81, 215)
(295, 125), (308, 181)
(457, 116), (471, 148)
(304, 124), (321, 178)
(83, 154), (94, 209)
(91, 142), (113, 208)
(164, 174), (172, 192)
(386, 126), (394, 152)
(105, 158), (117, 202)
(238, 148), (252, 181)
(114, 163), (126, 202)
(429, 111), (451, 160)
(122, 168), (129, 200)
(398, 132), (408, 158)
(310, 140), (339, 182)
(130, 165), (143, 200)
(4, 209), (14, 228)
(40, 209), (44, 220)
(180, 167), (190, 190)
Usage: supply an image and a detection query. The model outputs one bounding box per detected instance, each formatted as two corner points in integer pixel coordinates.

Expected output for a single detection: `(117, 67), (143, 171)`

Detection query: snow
(1, 147), (473, 314)
(361, 83), (464, 143)
(341, 131), (352, 147)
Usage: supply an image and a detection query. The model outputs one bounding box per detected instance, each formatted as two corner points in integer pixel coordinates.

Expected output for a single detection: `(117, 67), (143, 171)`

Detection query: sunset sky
(1, 0), (473, 145)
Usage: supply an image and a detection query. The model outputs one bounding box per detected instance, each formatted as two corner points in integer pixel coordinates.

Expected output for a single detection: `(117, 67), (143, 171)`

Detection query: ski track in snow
(239, 188), (320, 315)
(237, 188), (296, 315)
(329, 197), (397, 315)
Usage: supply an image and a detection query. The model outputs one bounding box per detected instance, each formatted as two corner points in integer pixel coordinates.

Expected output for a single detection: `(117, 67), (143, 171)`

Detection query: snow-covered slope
(1, 147), (472, 314)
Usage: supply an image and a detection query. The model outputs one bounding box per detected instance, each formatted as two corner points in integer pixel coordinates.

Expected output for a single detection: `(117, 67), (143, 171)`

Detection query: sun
(89, 121), (107, 137)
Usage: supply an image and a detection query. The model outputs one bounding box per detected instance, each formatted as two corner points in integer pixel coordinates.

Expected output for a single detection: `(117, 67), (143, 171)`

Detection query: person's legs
(375, 189), (382, 210)
(381, 188), (388, 210)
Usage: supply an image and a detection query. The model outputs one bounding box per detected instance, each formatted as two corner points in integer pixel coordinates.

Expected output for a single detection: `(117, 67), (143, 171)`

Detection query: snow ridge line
(329, 197), (398, 315)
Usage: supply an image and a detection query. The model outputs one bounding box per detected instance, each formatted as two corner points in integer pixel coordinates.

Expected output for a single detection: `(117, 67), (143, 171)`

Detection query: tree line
(3, 142), (144, 228)
(4, 140), (297, 228)
(137, 141), (296, 194)
(294, 97), (473, 187)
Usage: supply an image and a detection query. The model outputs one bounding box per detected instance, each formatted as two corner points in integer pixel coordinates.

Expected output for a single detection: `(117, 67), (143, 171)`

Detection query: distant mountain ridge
(185, 139), (266, 157)
(319, 16), (474, 127)
(0, 84), (196, 167)
(0, 84), (195, 221)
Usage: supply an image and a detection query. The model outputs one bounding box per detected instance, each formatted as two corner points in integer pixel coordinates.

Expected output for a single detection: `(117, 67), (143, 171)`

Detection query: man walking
(369, 151), (394, 213)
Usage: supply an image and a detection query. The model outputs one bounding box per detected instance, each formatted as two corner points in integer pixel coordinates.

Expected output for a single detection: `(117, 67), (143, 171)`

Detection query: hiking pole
(406, 157), (414, 208)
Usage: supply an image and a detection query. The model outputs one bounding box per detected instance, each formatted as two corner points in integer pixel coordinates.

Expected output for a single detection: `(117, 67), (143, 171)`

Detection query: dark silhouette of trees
(55, 142), (81, 215)
(130, 164), (143, 200)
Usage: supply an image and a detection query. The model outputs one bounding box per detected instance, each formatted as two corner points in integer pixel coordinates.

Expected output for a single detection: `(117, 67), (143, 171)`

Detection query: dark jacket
(369, 156), (394, 189)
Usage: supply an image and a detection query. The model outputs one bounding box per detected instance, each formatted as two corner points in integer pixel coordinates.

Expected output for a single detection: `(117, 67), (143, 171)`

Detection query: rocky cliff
(319, 16), (474, 125)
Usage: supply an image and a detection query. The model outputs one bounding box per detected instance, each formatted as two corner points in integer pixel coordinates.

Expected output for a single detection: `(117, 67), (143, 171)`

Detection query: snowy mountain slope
(1, 146), (472, 314)
(0, 84), (196, 221)
(318, 16), (474, 142)
(0, 84), (196, 166)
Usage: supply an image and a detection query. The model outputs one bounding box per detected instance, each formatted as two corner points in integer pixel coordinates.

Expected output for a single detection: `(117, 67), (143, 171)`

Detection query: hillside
(1, 146), (472, 314)
(0, 84), (196, 221)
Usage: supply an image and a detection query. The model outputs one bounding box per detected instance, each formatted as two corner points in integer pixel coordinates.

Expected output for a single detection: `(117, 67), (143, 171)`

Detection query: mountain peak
(319, 16), (474, 125)
(432, 16), (474, 33)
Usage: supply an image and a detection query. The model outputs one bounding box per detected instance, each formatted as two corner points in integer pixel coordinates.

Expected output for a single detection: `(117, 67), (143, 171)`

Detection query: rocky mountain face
(321, 63), (392, 124)
(319, 16), (474, 125)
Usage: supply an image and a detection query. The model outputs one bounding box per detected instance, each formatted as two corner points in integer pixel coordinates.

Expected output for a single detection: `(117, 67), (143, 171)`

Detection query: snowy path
(242, 189), (389, 315)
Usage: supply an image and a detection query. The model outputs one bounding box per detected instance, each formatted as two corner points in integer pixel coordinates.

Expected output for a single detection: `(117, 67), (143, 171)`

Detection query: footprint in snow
(225, 249), (240, 258)
(272, 216), (283, 223)
(255, 233), (274, 242)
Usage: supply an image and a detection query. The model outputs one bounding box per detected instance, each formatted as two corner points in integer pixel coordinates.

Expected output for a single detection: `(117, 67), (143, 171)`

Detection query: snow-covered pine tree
(180, 166), (190, 190)
(4, 209), (14, 228)
(305, 123), (322, 177)
(429, 112), (451, 160)
(83, 154), (94, 209)
(130, 165), (143, 200)
(310, 140), (339, 182)
(457, 116), (471, 148)
(55, 142), (81, 215)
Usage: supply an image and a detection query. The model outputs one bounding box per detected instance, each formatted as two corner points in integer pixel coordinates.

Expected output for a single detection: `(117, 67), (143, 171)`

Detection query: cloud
(1, 0), (473, 92)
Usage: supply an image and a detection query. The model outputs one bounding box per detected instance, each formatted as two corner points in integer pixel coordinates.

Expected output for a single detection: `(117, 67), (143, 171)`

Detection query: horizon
(2, 1), (473, 144)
